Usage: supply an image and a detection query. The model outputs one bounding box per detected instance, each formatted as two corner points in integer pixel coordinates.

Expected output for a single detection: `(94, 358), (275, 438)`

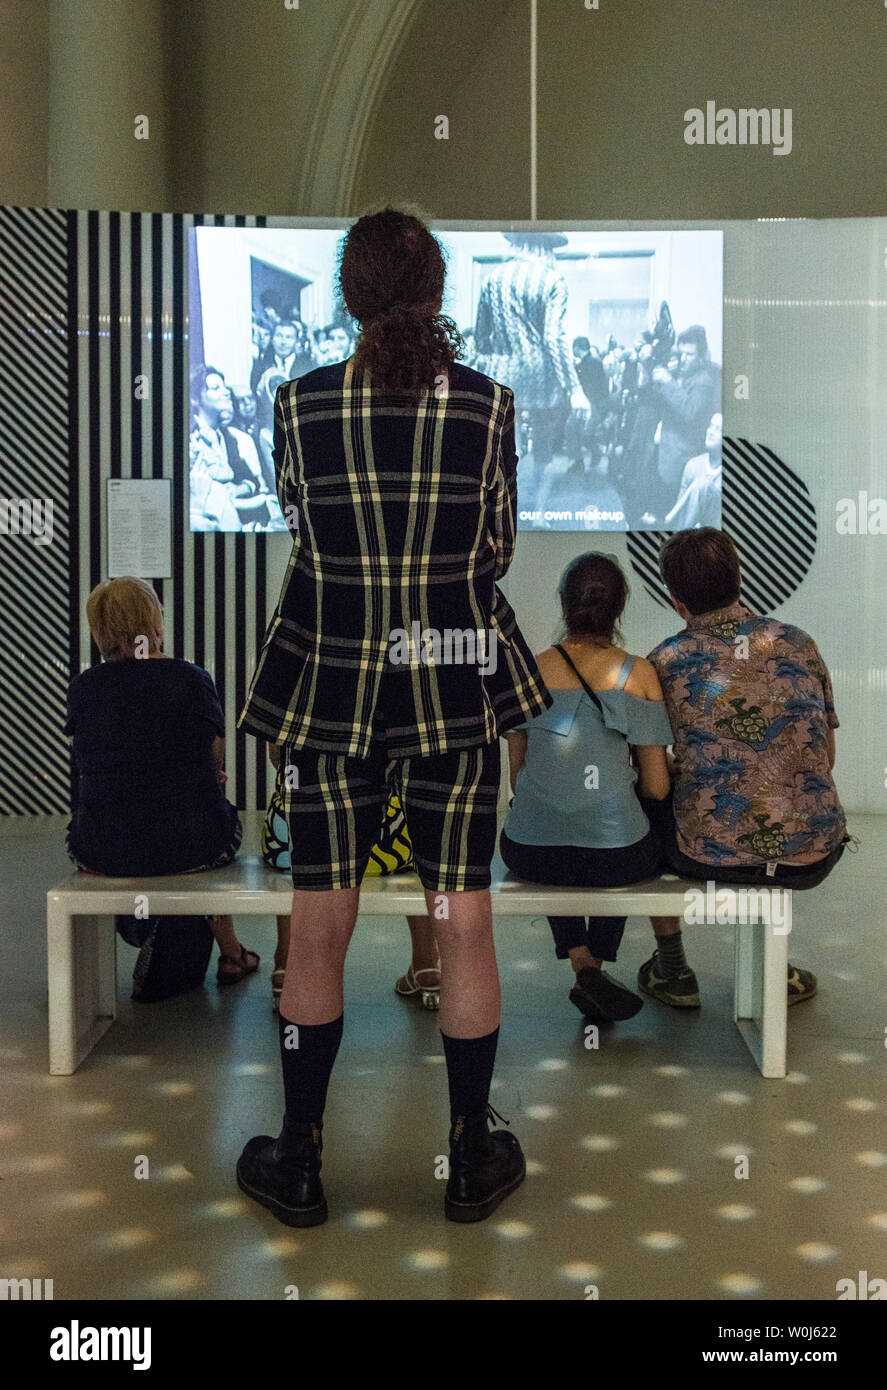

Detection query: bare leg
(407, 914), (439, 974)
(651, 915), (682, 937)
(567, 945), (602, 973)
(274, 914), (290, 973)
(210, 914), (258, 977)
(396, 914), (440, 993)
(279, 887), (360, 1025)
(209, 914), (240, 955)
(424, 888), (499, 1038)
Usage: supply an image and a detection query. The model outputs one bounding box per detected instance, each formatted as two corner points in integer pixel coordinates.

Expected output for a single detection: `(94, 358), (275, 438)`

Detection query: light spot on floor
(571, 1193), (612, 1212)
(784, 1120), (817, 1136)
(407, 1249), (450, 1271)
(787, 1177), (827, 1194)
(795, 1242), (838, 1262)
(558, 1261), (601, 1281)
(347, 1210), (390, 1229)
(715, 1205), (757, 1221)
(95, 1227), (154, 1251)
(492, 1220), (533, 1239)
(644, 1168), (686, 1185)
(579, 1134), (620, 1152)
(718, 1273), (763, 1294)
(639, 1231), (685, 1252)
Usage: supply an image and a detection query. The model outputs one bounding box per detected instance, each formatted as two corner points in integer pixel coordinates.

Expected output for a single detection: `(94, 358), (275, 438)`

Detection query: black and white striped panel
(0, 207), (71, 815)
(626, 436), (817, 611)
(73, 211), (272, 815)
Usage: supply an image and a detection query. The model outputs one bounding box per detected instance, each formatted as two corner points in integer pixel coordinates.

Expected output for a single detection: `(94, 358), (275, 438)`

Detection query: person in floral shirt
(639, 528), (848, 1009)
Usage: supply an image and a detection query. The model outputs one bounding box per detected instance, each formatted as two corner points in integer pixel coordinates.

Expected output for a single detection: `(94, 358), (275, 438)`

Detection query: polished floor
(1, 813), (884, 1302)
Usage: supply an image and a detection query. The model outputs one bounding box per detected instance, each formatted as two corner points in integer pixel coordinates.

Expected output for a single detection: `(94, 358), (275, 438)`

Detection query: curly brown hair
(337, 204), (464, 397)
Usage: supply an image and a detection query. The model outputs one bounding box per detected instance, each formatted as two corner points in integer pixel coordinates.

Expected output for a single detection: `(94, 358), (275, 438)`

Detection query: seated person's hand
(217, 770), (229, 785)
(268, 742), (282, 769)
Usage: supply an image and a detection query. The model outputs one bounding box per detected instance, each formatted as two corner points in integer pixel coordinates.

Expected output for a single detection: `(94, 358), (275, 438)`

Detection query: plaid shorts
(281, 737), (501, 892)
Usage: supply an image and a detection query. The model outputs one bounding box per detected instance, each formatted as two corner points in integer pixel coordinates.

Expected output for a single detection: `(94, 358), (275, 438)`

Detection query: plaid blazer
(237, 356), (552, 758)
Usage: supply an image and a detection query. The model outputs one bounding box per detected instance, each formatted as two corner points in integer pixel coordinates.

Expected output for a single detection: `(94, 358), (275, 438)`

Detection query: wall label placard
(107, 478), (172, 579)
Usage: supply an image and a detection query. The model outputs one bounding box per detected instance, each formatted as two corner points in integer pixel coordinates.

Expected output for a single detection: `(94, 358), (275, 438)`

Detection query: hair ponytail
(338, 207), (463, 397)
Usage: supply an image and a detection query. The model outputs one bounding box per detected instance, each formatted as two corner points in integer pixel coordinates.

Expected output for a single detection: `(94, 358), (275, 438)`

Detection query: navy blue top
(64, 657), (239, 876)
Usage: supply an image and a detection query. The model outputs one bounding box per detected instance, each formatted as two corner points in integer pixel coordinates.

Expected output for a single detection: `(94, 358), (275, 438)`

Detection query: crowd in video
(457, 229), (723, 532)
(467, 305), (723, 533)
(190, 293), (356, 532)
(189, 228), (723, 534)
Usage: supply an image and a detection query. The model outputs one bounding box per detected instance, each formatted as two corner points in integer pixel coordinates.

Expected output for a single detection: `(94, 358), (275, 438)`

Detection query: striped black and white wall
(1, 211), (884, 816)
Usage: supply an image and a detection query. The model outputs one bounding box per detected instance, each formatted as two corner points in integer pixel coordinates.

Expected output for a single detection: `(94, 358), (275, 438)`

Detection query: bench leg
(47, 903), (117, 1075)
(733, 916), (788, 1078)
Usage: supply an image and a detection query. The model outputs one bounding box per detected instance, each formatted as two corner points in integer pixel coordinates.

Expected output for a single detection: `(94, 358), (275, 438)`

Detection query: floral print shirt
(648, 602), (846, 867)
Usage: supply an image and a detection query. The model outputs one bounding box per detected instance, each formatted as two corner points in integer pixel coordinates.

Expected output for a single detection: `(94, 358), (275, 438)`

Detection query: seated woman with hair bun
(501, 552), (678, 1024)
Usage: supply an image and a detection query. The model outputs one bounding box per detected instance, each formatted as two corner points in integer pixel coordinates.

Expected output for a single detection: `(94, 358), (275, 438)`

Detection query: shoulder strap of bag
(553, 643), (605, 714)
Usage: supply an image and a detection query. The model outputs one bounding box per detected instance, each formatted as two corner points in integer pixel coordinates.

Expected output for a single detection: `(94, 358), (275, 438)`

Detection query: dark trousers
(639, 793), (847, 890)
(499, 828), (662, 961)
(529, 404), (571, 468)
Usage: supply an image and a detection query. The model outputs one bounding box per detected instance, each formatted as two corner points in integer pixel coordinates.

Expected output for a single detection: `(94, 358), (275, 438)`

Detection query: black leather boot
(444, 1104), (525, 1223)
(236, 1117), (328, 1227)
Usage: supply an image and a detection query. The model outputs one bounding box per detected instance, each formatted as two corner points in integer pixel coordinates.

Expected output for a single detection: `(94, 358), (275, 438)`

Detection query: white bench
(46, 856), (789, 1078)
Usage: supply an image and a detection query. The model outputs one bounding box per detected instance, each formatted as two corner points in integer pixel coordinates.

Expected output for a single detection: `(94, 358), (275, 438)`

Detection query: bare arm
(211, 736), (225, 775)
(633, 744), (671, 800)
(625, 656), (672, 799)
(505, 729), (528, 792)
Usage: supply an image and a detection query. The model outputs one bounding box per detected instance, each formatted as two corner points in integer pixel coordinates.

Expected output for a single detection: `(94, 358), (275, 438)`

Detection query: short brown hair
(659, 528), (741, 615)
(86, 577), (163, 660)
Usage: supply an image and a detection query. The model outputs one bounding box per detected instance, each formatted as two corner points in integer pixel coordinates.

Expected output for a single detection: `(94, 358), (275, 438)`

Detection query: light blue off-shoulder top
(502, 655), (674, 850)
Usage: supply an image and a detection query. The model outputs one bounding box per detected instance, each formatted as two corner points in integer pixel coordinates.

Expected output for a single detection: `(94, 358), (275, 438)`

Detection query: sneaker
(444, 1105), (525, 1224)
(637, 951), (701, 1008)
(787, 963), (817, 1005)
(236, 1118), (328, 1227)
(569, 966), (644, 1022)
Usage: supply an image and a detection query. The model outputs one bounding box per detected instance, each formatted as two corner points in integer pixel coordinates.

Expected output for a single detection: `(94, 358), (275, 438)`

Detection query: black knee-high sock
(278, 1012), (344, 1126)
(440, 1028), (499, 1122)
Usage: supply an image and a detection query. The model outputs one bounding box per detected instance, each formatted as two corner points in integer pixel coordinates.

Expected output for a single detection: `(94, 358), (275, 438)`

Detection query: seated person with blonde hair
(64, 577), (258, 983)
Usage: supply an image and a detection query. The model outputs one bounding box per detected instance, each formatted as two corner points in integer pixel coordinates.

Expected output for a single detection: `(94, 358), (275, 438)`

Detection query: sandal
(395, 963), (441, 1011)
(217, 946), (260, 985)
(271, 968), (286, 1013)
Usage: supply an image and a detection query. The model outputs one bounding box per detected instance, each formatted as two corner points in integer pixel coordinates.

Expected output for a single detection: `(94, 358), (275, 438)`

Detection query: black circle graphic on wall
(626, 438), (817, 611)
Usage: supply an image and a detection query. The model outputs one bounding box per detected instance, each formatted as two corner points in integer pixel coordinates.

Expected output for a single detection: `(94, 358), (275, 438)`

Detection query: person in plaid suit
(473, 231), (589, 507)
(236, 207), (552, 1228)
